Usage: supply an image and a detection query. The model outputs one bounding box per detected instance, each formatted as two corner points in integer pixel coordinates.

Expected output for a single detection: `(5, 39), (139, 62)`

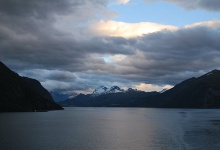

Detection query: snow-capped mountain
(91, 86), (108, 97)
(126, 88), (139, 93)
(106, 86), (124, 93)
(91, 86), (124, 97)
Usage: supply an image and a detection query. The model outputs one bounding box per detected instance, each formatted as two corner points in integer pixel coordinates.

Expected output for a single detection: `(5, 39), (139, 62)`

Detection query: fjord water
(0, 108), (220, 150)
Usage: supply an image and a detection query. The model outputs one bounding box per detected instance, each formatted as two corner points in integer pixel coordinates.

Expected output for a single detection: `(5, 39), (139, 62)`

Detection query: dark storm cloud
(1, 0), (220, 93)
(112, 26), (220, 85)
(81, 36), (136, 55)
(0, 0), (136, 92)
(0, 0), (71, 19)
(0, 32), (135, 71)
(0, 0), (107, 18)
(83, 25), (220, 90)
(0, 0), (100, 35)
(0, 0), (132, 71)
(61, 71), (132, 93)
(20, 69), (76, 82)
(197, 0), (220, 11)
(144, 0), (220, 11)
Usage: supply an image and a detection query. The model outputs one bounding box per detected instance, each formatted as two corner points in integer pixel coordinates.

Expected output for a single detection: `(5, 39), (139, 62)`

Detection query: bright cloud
(90, 20), (178, 38)
(108, 54), (127, 63)
(134, 83), (173, 92)
(184, 20), (220, 29)
(90, 20), (220, 38)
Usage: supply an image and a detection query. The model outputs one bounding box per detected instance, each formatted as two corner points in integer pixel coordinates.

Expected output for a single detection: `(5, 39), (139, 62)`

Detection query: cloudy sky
(1, 0), (220, 94)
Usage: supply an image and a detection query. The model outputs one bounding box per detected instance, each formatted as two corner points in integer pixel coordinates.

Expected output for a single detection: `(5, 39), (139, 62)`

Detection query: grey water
(0, 108), (220, 150)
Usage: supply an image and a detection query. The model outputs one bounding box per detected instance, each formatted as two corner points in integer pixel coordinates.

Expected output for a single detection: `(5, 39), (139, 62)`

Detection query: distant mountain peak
(126, 88), (139, 93)
(108, 86), (124, 93)
(91, 86), (125, 97)
(59, 69), (220, 108)
(97, 86), (108, 91)
(91, 86), (108, 97)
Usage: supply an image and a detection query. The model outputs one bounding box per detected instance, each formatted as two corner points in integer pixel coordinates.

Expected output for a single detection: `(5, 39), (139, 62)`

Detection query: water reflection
(0, 108), (220, 150)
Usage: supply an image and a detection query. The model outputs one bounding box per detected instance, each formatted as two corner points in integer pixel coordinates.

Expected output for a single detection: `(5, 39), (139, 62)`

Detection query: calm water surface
(0, 107), (220, 150)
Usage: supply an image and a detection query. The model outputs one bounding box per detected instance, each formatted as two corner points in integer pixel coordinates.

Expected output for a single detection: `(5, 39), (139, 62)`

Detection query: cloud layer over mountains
(0, 0), (220, 93)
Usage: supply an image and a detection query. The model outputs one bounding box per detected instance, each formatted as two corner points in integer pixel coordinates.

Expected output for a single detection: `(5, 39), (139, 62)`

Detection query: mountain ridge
(91, 86), (141, 97)
(59, 69), (220, 108)
(0, 61), (63, 112)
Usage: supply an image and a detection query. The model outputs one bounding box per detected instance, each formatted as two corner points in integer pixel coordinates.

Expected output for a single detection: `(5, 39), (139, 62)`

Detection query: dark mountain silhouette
(0, 61), (63, 112)
(59, 70), (220, 108)
(23, 77), (53, 101)
(59, 93), (92, 107)
(145, 70), (220, 108)
(58, 90), (159, 107)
